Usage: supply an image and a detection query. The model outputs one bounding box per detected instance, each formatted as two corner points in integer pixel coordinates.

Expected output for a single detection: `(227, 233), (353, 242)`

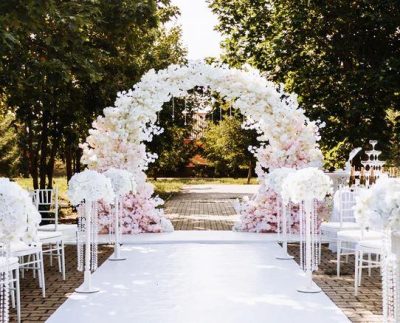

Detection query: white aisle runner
(47, 241), (349, 323)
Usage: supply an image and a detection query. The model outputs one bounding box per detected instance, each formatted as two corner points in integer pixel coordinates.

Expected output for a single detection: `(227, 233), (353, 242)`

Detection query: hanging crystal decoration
(276, 199), (294, 260)
(382, 231), (399, 322)
(75, 201), (100, 293)
(0, 244), (10, 323)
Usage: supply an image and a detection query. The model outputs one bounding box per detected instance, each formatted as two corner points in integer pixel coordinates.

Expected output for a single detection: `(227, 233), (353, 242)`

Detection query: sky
(170, 0), (223, 60)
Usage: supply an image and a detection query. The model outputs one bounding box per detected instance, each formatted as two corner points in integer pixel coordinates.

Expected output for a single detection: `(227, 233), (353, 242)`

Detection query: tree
(202, 115), (257, 183)
(210, 0), (400, 168)
(0, 100), (19, 176)
(0, 0), (186, 188)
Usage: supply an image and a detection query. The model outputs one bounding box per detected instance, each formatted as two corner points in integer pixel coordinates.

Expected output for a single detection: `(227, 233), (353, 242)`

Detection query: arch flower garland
(81, 61), (324, 233)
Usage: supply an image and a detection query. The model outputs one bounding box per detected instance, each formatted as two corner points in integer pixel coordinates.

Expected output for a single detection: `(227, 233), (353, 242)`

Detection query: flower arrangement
(67, 169), (115, 206)
(97, 179), (173, 234)
(354, 177), (400, 231)
(0, 178), (41, 243)
(267, 167), (295, 195)
(281, 168), (333, 204)
(103, 168), (136, 197)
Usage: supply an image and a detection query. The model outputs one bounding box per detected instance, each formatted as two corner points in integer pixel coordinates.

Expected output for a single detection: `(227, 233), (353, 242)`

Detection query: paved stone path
(164, 184), (257, 230)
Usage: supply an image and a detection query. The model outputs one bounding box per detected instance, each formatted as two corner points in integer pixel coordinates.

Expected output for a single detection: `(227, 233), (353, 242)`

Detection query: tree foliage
(0, 0), (186, 188)
(210, 0), (400, 168)
(147, 97), (197, 177)
(202, 115), (257, 181)
(0, 99), (19, 176)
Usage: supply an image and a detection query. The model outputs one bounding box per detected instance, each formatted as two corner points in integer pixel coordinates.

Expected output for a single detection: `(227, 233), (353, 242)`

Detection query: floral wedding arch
(81, 61), (324, 233)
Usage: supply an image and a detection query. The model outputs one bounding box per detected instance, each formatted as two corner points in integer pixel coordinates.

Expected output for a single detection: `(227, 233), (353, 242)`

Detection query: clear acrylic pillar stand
(297, 199), (321, 293)
(76, 202), (100, 294)
(276, 200), (294, 260)
(109, 197), (126, 261)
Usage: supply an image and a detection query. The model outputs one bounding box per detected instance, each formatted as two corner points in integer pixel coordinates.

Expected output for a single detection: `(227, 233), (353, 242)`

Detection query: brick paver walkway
(289, 244), (382, 323)
(9, 245), (113, 323)
(10, 186), (383, 322)
(164, 191), (247, 230)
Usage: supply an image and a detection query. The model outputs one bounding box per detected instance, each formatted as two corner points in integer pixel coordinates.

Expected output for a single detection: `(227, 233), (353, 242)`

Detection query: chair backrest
(33, 187), (59, 230)
(337, 188), (356, 226)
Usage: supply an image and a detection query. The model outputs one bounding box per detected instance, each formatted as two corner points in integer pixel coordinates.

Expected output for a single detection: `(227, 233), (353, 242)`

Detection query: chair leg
(337, 240), (342, 277)
(354, 249), (359, 296)
(10, 273), (15, 309)
(56, 242), (62, 273)
(61, 241), (66, 281)
(15, 268), (21, 323)
(39, 251), (46, 298)
(35, 253), (41, 288)
(368, 253), (372, 276)
(358, 250), (363, 287)
(49, 244), (53, 267)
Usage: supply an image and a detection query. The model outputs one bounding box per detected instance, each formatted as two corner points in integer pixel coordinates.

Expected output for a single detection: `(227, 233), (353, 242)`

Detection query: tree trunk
(26, 118), (39, 189)
(66, 144), (73, 182)
(47, 136), (60, 189)
(247, 160), (252, 184)
(75, 147), (82, 173)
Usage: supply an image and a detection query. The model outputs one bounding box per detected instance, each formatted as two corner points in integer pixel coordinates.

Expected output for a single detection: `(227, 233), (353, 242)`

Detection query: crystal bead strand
(91, 202), (98, 271)
(77, 207), (85, 272)
(299, 202), (304, 271)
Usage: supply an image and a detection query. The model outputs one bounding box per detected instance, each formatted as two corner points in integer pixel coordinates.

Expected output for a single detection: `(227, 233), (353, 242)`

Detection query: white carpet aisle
(47, 239), (349, 323)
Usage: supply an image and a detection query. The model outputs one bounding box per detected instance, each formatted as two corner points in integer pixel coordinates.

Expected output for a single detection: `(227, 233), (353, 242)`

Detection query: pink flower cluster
(234, 185), (331, 234)
(97, 183), (173, 234)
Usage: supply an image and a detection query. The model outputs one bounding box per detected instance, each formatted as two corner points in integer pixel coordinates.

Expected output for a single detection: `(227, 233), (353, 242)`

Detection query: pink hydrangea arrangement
(97, 180), (173, 234)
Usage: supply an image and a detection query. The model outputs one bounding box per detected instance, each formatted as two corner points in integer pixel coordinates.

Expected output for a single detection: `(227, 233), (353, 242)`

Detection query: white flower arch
(81, 62), (323, 186)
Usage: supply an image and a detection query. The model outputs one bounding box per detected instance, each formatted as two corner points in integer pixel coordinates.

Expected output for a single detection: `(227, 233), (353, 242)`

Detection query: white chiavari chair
(320, 187), (359, 247)
(354, 239), (383, 296)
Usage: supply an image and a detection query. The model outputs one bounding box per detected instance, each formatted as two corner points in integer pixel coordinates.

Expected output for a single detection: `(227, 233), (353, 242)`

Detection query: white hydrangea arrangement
(0, 178), (41, 242)
(266, 167), (296, 195)
(281, 167), (333, 204)
(103, 168), (136, 197)
(67, 169), (115, 206)
(354, 177), (400, 231)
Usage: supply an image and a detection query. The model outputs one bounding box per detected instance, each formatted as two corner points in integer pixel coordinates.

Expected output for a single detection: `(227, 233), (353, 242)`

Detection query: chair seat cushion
(337, 230), (383, 242)
(38, 231), (62, 241)
(321, 222), (359, 231)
